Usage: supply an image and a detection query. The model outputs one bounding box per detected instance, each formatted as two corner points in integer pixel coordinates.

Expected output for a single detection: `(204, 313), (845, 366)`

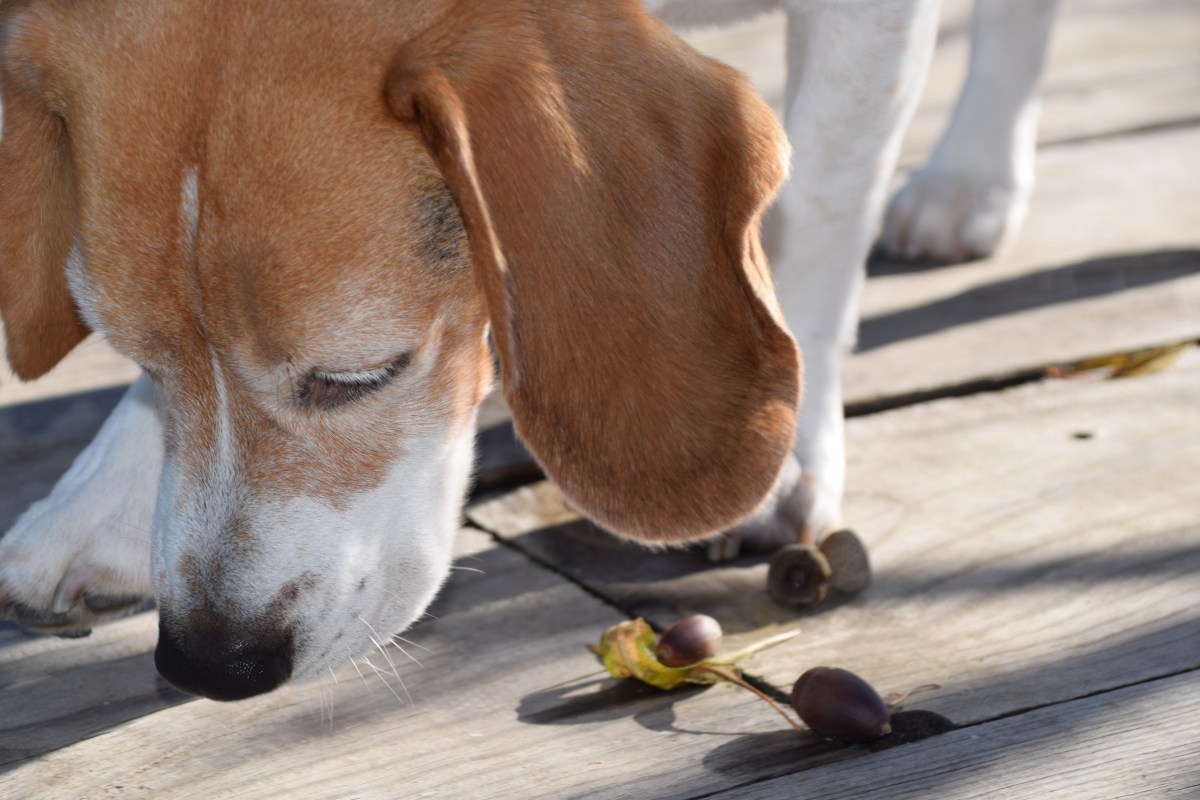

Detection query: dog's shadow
(860, 248), (1200, 350)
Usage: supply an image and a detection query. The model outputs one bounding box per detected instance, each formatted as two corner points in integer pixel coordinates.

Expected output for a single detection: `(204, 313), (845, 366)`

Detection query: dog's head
(0, 0), (798, 699)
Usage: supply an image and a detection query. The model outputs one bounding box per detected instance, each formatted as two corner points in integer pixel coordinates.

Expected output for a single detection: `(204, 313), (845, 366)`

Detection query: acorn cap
(767, 544), (832, 610)
(819, 529), (872, 594)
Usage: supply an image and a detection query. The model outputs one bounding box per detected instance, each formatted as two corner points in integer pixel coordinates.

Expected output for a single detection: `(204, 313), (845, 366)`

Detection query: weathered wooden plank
(680, 2), (1200, 406)
(0, 4), (1194, 797)
(0, 529), (860, 800)
(0, 613), (187, 766)
(0, 529), (506, 768)
(469, 353), (1200, 729)
(853, 127), (1200, 405)
(906, 0), (1200, 164)
(5, 369), (1197, 800)
(706, 670), (1200, 800)
(8, 352), (1194, 799)
(681, 0), (1200, 163)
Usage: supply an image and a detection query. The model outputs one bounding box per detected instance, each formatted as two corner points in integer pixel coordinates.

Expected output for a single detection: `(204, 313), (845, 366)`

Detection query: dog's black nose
(155, 619), (294, 701)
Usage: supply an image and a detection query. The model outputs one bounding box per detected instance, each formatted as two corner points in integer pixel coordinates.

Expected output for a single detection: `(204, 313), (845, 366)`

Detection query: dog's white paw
(879, 169), (1031, 263)
(0, 504), (153, 633)
(704, 456), (843, 562)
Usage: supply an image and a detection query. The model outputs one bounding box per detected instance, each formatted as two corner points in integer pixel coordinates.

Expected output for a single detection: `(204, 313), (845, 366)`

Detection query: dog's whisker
(388, 640), (424, 669)
(316, 677), (336, 726)
(394, 672), (414, 706)
(392, 634), (435, 655)
(357, 616), (400, 670)
(448, 565), (485, 574)
(361, 655), (410, 705)
(373, 633), (406, 678)
(348, 651), (372, 693)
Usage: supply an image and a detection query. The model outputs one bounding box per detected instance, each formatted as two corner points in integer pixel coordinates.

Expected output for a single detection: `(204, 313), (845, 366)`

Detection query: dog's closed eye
(295, 353), (412, 410)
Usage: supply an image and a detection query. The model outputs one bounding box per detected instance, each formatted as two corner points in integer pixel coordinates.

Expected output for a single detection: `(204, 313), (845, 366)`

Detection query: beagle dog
(0, 0), (1057, 700)
(0, 0), (799, 700)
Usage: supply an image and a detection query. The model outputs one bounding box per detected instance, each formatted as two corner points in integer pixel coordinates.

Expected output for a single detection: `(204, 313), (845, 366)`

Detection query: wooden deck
(2, 1), (1199, 797)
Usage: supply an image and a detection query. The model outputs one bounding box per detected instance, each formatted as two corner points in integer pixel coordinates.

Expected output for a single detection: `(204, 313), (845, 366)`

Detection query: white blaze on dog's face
(19, 5), (492, 696)
(132, 151), (486, 694)
(96, 147), (488, 692)
(139, 138), (488, 694)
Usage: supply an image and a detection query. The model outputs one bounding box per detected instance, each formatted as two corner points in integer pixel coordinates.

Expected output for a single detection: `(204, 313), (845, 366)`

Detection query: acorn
(767, 544), (832, 610)
(791, 666), (892, 743)
(654, 614), (723, 667)
(819, 529), (872, 594)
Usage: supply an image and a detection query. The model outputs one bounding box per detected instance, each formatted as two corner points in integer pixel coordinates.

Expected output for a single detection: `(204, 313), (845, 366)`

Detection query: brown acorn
(767, 544), (832, 610)
(654, 614), (723, 667)
(790, 666), (892, 743)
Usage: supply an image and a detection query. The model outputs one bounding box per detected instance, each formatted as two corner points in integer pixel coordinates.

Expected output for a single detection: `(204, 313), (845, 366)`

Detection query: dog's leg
(710, 0), (941, 560)
(879, 0), (1060, 261)
(0, 373), (162, 632)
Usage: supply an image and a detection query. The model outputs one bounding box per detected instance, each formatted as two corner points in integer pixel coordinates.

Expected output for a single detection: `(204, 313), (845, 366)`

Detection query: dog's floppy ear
(388, 0), (800, 543)
(0, 24), (88, 380)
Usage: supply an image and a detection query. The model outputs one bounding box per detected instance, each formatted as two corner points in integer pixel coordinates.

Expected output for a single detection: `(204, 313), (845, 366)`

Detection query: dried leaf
(1047, 341), (1194, 380)
(589, 618), (801, 691)
(590, 618), (714, 690)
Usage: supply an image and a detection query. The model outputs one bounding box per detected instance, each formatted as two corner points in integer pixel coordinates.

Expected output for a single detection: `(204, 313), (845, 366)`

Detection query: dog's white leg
(710, 0), (941, 561)
(0, 373), (162, 632)
(880, 0), (1060, 261)
(777, 0), (942, 541)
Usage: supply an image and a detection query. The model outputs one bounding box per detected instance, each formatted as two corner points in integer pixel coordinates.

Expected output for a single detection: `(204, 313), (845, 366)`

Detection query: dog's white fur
(0, 0), (1058, 691)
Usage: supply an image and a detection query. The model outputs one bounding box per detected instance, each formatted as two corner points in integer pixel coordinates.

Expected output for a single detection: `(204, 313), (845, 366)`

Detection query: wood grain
(853, 127), (1200, 406)
(705, 670), (1200, 800)
(7, 348), (1198, 797)
(469, 353), (1200, 728)
(0, 530), (853, 800)
(2, 2), (1199, 798)
(682, 0), (1200, 164)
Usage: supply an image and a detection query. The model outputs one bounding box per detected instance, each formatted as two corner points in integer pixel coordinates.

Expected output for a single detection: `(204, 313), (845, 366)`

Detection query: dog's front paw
(0, 507), (152, 634)
(704, 457), (843, 562)
(879, 169), (1031, 263)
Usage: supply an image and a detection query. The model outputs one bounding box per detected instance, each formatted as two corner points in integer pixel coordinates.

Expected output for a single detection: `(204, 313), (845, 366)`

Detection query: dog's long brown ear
(0, 30), (88, 380)
(388, 0), (800, 543)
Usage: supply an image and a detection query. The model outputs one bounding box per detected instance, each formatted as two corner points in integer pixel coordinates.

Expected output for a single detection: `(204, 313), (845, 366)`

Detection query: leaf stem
(721, 628), (802, 665)
(694, 664), (807, 734)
